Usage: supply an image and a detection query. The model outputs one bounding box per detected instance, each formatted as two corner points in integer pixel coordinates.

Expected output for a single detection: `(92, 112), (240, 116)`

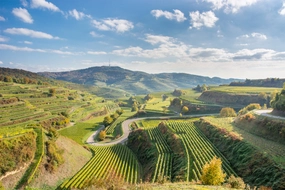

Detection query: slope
(39, 66), (241, 95)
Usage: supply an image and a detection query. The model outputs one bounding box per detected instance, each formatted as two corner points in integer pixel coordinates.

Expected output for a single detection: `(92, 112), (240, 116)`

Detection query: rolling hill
(39, 66), (241, 94)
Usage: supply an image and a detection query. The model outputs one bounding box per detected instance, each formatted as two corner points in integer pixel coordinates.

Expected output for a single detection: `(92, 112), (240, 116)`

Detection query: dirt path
(86, 113), (218, 146)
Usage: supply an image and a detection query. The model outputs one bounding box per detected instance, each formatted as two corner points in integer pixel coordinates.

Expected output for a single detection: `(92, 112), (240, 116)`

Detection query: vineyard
(146, 127), (172, 182)
(166, 120), (237, 181)
(60, 144), (142, 189)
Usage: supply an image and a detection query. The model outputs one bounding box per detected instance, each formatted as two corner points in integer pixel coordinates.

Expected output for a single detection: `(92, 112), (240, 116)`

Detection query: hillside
(230, 78), (285, 87)
(39, 66), (241, 94)
(197, 86), (281, 108)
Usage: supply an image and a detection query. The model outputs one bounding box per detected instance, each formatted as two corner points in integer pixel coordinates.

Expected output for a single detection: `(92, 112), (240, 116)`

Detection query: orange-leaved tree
(201, 157), (226, 185)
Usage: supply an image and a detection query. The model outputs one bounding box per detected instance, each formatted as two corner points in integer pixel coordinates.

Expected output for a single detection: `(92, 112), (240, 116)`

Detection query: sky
(1, 0), (285, 79)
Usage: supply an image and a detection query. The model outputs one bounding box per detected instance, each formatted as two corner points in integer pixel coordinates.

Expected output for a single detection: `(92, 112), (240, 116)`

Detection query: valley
(0, 67), (285, 189)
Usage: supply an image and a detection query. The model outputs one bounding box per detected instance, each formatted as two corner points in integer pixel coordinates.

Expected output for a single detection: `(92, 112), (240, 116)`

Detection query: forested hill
(230, 78), (285, 88)
(39, 66), (240, 94)
(0, 67), (55, 85)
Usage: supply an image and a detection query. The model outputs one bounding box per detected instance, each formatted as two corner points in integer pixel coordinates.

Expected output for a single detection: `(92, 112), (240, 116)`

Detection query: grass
(209, 86), (282, 94)
(140, 120), (162, 128)
(144, 98), (172, 113)
(59, 115), (106, 144)
(202, 116), (285, 166)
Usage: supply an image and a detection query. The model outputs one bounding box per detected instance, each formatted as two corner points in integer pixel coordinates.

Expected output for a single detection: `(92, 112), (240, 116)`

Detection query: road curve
(86, 113), (218, 146)
(254, 109), (285, 120)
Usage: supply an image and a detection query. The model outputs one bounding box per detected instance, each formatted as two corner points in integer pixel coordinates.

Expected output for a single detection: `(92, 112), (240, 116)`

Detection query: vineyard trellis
(144, 126), (172, 182)
(60, 144), (142, 189)
(166, 120), (237, 181)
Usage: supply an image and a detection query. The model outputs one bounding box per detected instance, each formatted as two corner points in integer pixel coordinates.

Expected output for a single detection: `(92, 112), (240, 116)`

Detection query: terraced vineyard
(0, 82), (117, 129)
(166, 120), (237, 181)
(146, 127), (172, 182)
(60, 145), (142, 189)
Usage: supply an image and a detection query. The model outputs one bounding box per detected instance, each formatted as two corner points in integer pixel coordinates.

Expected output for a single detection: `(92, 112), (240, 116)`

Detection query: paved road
(254, 109), (285, 120)
(86, 113), (218, 146)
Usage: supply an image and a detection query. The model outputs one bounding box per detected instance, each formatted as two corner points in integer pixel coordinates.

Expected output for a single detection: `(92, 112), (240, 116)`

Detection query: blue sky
(1, 0), (285, 79)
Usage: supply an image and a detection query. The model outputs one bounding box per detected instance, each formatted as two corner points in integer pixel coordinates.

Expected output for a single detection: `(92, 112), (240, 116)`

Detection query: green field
(209, 86), (281, 94)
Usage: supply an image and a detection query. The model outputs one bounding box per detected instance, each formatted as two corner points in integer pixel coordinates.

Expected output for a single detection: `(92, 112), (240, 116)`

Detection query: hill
(38, 66), (241, 95)
(230, 78), (285, 87)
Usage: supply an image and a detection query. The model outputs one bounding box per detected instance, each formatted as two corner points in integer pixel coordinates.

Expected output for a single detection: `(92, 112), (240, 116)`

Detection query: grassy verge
(59, 116), (106, 144)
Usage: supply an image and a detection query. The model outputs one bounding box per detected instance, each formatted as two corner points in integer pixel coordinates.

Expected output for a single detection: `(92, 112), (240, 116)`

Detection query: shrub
(238, 103), (261, 115)
(201, 157), (226, 185)
(226, 175), (246, 189)
(182, 106), (189, 114)
(220, 107), (237, 117)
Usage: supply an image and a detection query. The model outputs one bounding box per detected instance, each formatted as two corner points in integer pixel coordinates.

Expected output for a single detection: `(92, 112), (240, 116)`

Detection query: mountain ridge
(38, 66), (242, 94)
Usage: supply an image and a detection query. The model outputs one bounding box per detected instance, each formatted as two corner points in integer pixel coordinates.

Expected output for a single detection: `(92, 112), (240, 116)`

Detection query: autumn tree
(220, 107), (237, 117)
(99, 130), (106, 141)
(201, 157), (226, 185)
(103, 116), (113, 127)
(238, 103), (261, 115)
(49, 88), (56, 96)
(182, 106), (189, 114)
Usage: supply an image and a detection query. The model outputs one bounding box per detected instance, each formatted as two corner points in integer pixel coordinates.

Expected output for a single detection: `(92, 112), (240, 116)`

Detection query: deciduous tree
(201, 157), (226, 185)
(220, 107), (237, 117)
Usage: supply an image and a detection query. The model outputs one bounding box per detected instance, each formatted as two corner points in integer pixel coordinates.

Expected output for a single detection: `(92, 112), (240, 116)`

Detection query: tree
(103, 116), (113, 127)
(162, 94), (168, 101)
(170, 98), (182, 107)
(99, 130), (106, 141)
(201, 157), (226, 185)
(4, 76), (12, 82)
(220, 107), (237, 117)
(238, 103), (261, 115)
(49, 88), (56, 96)
(144, 94), (154, 101)
(201, 84), (208, 92)
(182, 106), (189, 114)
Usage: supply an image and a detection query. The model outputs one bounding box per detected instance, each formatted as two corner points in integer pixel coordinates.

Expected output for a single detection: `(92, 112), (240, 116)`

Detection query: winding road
(254, 109), (285, 120)
(86, 113), (218, 146)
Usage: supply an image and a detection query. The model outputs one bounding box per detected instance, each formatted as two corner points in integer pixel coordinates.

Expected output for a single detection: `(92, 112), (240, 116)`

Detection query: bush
(226, 175), (246, 189)
(201, 157), (226, 185)
(238, 103), (261, 115)
(220, 107), (237, 117)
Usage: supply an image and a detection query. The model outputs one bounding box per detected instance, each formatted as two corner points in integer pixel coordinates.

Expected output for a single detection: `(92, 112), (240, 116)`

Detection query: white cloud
(0, 43), (81, 55)
(23, 41), (33, 44)
(233, 48), (274, 60)
(189, 48), (231, 61)
(0, 16), (5, 21)
(87, 51), (107, 55)
(251, 32), (267, 40)
(236, 32), (267, 40)
(12, 8), (33, 24)
(279, 2), (285, 15)
(151, 9), (186, 22)
(9, 62), (14, 65)
(189, 11), (218, 29)
(51, 50), (73, 55)
(113, 34), (189, 58)
(4, 28), (60, 39)
(30, 0), (60, 12)
(69, 9), (90, 20)
(0, 61), (3, 64)
(21, 0), (28, 7)
(202, 0), (260, 13)
(92, 18), (134, 33)
(0, 36), (8, 42)
(0, 44), (46, 52)
(90, 31), (103, 37)
(144, 34), (173, 45)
